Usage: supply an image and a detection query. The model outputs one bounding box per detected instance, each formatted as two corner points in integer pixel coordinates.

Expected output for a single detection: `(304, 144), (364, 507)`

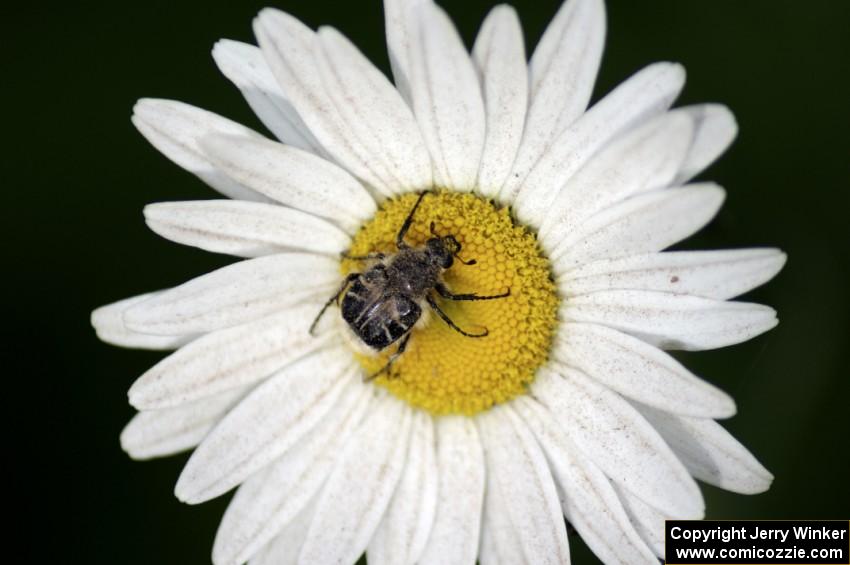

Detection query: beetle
(309, 191), (511, 379)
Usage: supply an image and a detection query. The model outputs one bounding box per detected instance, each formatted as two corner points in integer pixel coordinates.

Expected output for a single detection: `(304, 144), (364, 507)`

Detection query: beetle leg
(426, 294), (488, 337)
(365, 332), (412, 382)
(395, 190), (430, 249)
(434, 282), (511, 301)
(309, 272), (361, 335)
(341, 251), (386, 261)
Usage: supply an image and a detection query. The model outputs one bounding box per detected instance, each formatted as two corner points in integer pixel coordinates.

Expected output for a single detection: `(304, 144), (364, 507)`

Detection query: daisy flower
(92, 0), (785, 563)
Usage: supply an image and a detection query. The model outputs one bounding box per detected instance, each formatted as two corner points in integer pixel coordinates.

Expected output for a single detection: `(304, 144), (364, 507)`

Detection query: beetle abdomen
(342, 281), (421, 350)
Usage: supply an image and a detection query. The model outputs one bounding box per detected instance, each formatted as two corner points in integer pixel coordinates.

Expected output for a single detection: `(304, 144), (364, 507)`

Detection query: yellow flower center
(341, 191), (558, 416)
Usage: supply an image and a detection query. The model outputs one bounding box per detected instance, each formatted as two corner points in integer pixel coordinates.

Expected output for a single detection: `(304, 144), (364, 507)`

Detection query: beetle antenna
(455, 253), (476, 266)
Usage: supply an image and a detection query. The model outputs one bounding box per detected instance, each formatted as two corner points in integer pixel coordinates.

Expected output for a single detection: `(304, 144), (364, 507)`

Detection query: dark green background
(7, 0), (849, 563)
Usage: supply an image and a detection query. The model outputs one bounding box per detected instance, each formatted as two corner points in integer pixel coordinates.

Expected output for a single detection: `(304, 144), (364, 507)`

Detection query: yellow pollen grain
(342, 191), (559, 416)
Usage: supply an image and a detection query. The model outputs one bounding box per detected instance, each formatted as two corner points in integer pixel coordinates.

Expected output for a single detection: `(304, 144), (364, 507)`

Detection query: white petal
(554, 323), (735, 418)
(212, 39), (325, 154)
(674, 104), (738, 184)
(418, 416), (485, 565)
(635, 404), (773, 494)
(506, 0), (605, 198)
(532, 367), (704, 518)
(529, 0), (605, 133)
(479, 451), (524, 565)
(248, 498), (317, 565)
(614, 483), (668, 557)
(91, 292), (194, 350)
(144, 200), (351, 258)
(478, 526), (506, 565)
(175, 350), (354, 503)
(383, 0), (431, 104)
(132, 99), (270, 202)
(121, 386), (248, 460)
(123, 253), (338, 336)
(313, 26), (432, 192)
(213, 381), (370, 565)
(299, 395), (413, 565)
(368, 411), (438, 565)
(539, 111), (694, 244)
(514, 396), (658, 565)
(406, 2), (486, 189)
(550, 183), (727, 270)
(562, 289), (778, 350)
(560, 248), (787, 300)
(253, 9), (430, 197)
(200, 133), (376, 234)
(478, 407), (571, 565)
(507, 62), (685, 218)
(128, 302), (336, 410)
(471, 5), (528, 197)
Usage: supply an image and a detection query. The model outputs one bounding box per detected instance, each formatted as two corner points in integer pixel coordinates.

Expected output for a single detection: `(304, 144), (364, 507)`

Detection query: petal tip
(716, 394), (738, 419)
(736, 463), (774, 495)
(490, 3), (518, 17)
(211, 39), (242, 65)
(772, 250), (789, 274)
(754, 468), (775, 493)
(132, 97), (172, 120)
(669, 60), (687, 77)
(127, 382), (148, 410)
(654, 61), (687, 90)
(711, 103), (738, 132)
(703, 182), (728, 206)
(90, 304), (107, 330)
(119, 420), (151, 461)
(141, 202), (162, 221)
(256, 6), (281, 21)
(174, 471), (202, 504)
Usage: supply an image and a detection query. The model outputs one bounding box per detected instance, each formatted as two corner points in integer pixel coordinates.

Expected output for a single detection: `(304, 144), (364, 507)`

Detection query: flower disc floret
(342, 191), (559, 415)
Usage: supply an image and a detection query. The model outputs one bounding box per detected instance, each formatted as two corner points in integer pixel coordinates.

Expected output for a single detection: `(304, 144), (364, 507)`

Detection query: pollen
(341, 191), (559, 416)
